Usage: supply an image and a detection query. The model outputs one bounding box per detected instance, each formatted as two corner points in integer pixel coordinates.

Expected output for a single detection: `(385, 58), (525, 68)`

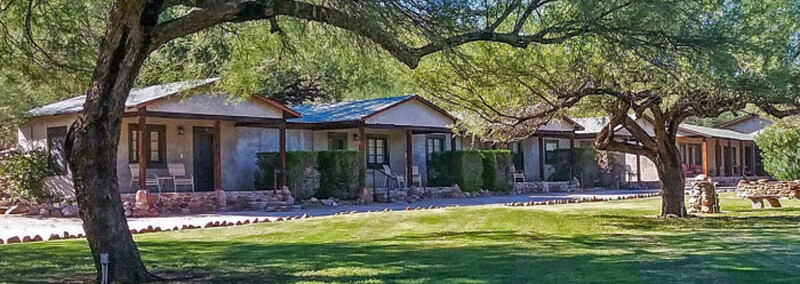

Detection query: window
(46, 126), (68, 175)
(367, 136), (388, 169)
(426, 136), (445, 161)
(510, 142), (524, 171)
(544, 140), (559, 164)
(579, 141), (593, 148)
(128, 124), (166, 168)
(328, 132), (348, 150)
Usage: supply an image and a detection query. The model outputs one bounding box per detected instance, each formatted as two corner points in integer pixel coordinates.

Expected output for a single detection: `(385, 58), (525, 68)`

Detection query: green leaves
(755, 120), (800, 181)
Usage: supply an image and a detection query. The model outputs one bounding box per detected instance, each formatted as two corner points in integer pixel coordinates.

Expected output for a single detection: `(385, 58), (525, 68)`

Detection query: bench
(746, 195), (782, 209)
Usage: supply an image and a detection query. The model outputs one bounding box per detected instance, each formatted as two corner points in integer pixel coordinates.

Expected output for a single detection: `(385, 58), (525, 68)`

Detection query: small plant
(0, 150), (52, 200)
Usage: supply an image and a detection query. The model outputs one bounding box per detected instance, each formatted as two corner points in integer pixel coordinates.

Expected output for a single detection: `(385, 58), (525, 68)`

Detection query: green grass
(2, 193), (800, 283)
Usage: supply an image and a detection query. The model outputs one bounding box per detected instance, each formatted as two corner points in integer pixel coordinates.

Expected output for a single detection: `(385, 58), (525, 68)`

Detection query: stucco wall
(147, 94), (283, 118)
(365, 99), (453, 127)
(721, 117), (772, 134)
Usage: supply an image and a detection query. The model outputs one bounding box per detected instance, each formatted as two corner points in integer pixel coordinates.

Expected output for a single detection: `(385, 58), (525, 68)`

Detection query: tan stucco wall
(147, 94), (283, 118)
(365, 99), (454, 127)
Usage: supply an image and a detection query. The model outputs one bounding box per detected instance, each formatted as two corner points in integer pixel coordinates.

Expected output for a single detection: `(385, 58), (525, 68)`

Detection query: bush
(255, 151), (319, 199)
(454, 151), (483, 192)
(427, 151), (453, 187)
(317, 150), (364, 200)
(574, 147), (601, 187)
(755, 123), (800, 181)
(0, 150), (52, 200)
(547, 149), (573, 181)
(481, 150), (512, 191)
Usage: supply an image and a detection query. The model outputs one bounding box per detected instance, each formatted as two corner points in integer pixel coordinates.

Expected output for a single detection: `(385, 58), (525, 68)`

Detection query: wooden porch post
(702, 138), (709, 177)
(751, 142), (758, 176)
(213, 120), (222, 191)
(538, 134), (545, 181)
(569, 133), (575, 181)
(450, 135), (457, 185)
(358, 124), (366, 188)
(278, 121), (287, 188)
(137, 107), (148, 191)
(406, 130), (413, 184)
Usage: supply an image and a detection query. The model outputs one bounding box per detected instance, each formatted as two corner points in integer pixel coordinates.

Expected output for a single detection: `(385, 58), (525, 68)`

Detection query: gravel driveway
(0, 189), (658, 242)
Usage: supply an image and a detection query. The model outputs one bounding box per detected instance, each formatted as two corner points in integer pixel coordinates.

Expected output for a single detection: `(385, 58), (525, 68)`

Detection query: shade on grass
(2, 193), (800, 283)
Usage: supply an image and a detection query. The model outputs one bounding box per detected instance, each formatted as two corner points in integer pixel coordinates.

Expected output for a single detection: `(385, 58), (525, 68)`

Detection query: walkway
(0, 189), (659, 242)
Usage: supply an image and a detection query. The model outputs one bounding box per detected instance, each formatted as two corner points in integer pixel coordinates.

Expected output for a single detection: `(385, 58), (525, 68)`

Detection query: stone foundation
(736, 179), (800, 199)
(122, 188), (296, 216)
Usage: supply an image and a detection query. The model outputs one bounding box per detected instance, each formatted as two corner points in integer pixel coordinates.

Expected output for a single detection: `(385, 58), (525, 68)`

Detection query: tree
(3, 0), (688, 282)
(754, 119), (800, 181)
(413, 0), (800, 218)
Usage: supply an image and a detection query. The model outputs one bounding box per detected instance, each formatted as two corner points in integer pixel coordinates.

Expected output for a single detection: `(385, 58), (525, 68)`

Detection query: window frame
(366, 135), (389, 169)
(426, 135), (446, 161)
(327, 132), (348, 150)
(544, 139), (560, 165)
(46, 126), (68, 175)
(128, 124), (167, 168)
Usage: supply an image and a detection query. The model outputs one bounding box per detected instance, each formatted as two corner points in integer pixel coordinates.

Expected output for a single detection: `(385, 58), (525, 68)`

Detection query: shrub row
(428, 150), (513, 192)
(0, 150), (52, 200)
(255, 150), (364, 200)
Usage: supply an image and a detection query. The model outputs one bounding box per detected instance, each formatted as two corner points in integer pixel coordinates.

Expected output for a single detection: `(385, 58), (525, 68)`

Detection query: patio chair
(511, 166), (526, 183)
(411, 166), (423, 187)
(168, 163), (195, 192)
(382, 165), (407, 189)
(129, 164), (162, 192)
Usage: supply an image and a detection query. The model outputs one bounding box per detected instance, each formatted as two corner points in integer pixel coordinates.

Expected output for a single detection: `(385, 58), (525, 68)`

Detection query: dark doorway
(193, 127), (215, 192)
(744, 146), (754, 175)
(46, 126), (68, 175)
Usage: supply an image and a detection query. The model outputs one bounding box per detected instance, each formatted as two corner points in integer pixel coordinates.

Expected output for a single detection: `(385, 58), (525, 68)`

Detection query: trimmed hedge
(317, 150), (364, 200)
(547, 149), (573, 181)
(427, 151), (453, 187)
(481, 150), (513, 191)
(455, 151), (484, 192)
(254, 151), (319, 199)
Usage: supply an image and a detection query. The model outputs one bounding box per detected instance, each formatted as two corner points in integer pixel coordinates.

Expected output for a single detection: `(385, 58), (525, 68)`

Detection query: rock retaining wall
(736, 180), (800, 199)
(122, 188), (297, 216)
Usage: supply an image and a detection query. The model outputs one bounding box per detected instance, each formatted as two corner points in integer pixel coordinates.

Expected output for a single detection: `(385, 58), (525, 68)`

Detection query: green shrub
(574, 147), (601, 187)
(255, 151), (320, 199)
(454, 151), (483, 192)
(0, 150), (52, 200)
(755, 123), (800, 181)
(317, 150), (364, 200)
(427, 151), (453, 187)
(480, 150), (512, 191)
(547, 149), (572, 181)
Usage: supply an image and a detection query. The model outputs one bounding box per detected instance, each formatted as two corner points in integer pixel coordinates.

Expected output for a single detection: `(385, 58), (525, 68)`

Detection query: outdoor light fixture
(177, 126), (185, 135)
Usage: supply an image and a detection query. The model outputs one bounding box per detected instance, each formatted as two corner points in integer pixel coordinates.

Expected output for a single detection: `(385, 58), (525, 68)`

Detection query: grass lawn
(2, 192), (800, 283)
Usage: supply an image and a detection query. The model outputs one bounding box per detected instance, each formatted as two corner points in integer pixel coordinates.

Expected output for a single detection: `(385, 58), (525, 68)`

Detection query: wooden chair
(511, 166), (526, 183)
(411, 166), (423, 187)
(168, 163), (195, 192)
(382, 165), (407, 189)
(129, 164), (161, 192)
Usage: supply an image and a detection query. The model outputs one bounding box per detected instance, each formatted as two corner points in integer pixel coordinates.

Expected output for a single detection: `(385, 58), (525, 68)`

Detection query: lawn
(2, 192), (800, 283)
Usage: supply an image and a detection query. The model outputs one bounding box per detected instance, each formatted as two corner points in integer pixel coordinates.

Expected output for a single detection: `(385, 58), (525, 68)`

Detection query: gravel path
(0, 189), (658, 242)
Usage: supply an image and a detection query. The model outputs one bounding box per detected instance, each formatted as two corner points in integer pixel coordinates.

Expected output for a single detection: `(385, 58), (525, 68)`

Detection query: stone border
(505, 192), (662, 207)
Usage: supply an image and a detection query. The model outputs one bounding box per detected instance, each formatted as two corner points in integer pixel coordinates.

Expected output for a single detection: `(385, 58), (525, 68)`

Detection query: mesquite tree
(4, 0), (697, 282)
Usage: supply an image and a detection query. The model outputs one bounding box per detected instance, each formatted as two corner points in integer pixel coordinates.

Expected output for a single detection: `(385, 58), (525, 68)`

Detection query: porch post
(358, 124), (366, 188)
(569, 133), (575, 181)
(635, 154), (642, 183)
(213, 120), (222, 191)
(702, 138), (709, 177)
(278, 121), (287, 188)
(751, 142), (757, 176)
(406, 130), (414, 185)
(450, 135), (457, 185)
(740, 142), (745, 177)
(137, 107), (148, 191)
(538, 134), (545, 181)
(726, 139), (731, 176)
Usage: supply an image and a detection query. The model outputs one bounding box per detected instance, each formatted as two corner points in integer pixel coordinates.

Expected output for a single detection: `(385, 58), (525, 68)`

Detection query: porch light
(177, 126), (185, 136)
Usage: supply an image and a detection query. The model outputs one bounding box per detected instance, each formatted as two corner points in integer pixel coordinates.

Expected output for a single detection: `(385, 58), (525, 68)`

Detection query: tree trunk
(66, 1), (160, 282)
(654, 143), (687, 217)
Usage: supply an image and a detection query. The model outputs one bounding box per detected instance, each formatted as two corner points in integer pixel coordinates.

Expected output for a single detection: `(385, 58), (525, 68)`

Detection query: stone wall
(736, 180), (800, 199)
(122, 188), (296, 216)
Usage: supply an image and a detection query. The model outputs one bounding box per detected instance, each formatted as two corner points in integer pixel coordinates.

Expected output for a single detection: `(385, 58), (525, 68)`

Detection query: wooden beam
(124, 110), (286, 126)
(358, 125), (366, 188)
(538, 134), (545, 181)
(406, 130), (413, 184)
(137, 108), (148, 191)
(636, 154), (642, 183)
(213, 120), (222, 191)
(702, 137), (709, 177)
(278, 121), (287, 188)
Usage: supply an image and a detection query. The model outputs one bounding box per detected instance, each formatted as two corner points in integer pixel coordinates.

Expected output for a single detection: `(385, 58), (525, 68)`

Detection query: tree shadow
(2, 227), (800, 283)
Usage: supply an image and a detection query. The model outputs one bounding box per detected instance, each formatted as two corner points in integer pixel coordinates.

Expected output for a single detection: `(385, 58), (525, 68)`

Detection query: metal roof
(679, 123), (755, 141)
(288, 95), (415, 123)
(27, 78), (219, 117)
(573, 116), (755, 141)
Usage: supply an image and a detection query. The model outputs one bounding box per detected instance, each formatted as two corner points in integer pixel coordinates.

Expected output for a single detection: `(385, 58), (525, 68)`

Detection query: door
(193, 127), (215, 192)
(46, 126), (68, 175)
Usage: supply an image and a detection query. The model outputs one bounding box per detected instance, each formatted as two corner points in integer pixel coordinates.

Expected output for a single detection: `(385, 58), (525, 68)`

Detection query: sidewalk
(0, 189), (658, 242)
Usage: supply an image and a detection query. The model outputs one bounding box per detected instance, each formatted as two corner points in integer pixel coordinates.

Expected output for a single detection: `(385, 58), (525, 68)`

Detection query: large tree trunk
(654, 142), (687, 217)
(66, 1), (160, 282)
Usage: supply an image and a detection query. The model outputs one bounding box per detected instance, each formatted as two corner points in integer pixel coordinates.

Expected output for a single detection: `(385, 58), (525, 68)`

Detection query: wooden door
(193, 127), (215, 192)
